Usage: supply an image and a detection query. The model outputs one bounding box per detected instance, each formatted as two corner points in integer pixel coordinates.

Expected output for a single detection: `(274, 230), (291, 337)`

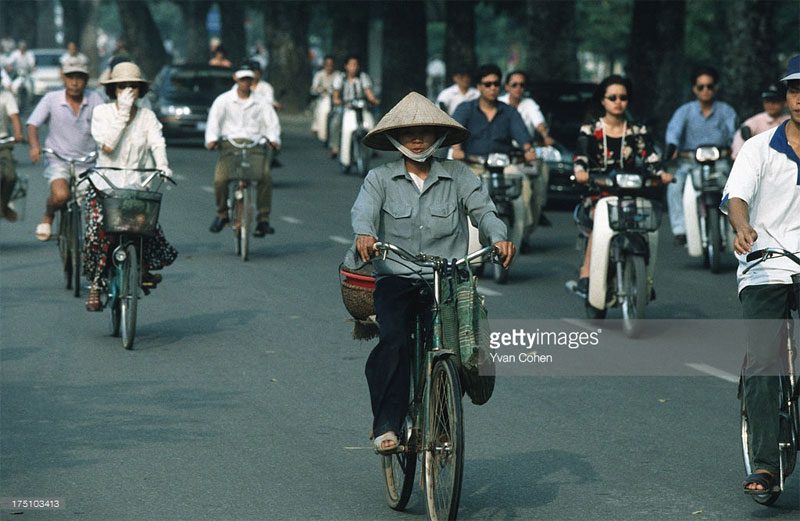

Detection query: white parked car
(31, 48), (64, 96)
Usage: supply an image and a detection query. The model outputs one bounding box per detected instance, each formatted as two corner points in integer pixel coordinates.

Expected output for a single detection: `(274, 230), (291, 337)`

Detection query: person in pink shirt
(731, 84), (789, 158)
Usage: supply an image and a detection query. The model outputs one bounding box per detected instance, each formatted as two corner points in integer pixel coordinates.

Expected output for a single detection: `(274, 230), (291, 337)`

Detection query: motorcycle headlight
(695, 146), (720, 163)
(486, 153), (510, 168)
(161, 104), (192, 117)
(615, 173), (643, 189)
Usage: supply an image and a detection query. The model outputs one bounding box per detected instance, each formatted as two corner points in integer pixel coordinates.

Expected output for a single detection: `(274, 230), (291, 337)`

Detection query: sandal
(743, 471), (778, 495)
(35, 222), (52, 241)
(85, 286), (102, 312)
(142, 272), (162, 287)
(373, 431), (399, 455)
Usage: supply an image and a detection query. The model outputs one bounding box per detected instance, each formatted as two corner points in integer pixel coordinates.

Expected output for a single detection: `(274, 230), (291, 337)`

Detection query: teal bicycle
(373, 241), (496, 521)
(83, 167), (175, 350)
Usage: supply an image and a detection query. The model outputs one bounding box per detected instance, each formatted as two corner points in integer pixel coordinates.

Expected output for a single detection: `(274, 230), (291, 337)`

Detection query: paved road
(1, 115), (797, 520)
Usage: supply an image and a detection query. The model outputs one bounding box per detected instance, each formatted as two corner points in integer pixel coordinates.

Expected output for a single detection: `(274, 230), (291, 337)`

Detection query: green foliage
(474, 1), (528, 71)
(575, 0), (633, 59)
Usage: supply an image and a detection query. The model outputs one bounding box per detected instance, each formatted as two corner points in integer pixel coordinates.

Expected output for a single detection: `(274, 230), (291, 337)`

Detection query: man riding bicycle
(27, 62), (104, 240)
(348, 92), (514, 454)
(721, 55), (800, 495)
(205, 65), (281, 237)
(0, 81), (23, 221)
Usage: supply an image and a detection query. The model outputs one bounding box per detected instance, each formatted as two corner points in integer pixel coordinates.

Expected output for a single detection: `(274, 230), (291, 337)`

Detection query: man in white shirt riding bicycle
(721, 55), (800, 496)
(205, 65), (281, 237)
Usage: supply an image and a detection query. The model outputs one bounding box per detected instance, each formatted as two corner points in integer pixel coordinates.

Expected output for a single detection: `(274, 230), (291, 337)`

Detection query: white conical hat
(363, 91), (470, 151)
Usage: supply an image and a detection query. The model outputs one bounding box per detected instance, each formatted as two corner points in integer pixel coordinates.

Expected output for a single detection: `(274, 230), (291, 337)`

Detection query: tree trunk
(330, 1), (370, 68)
(174, 0), (212, 64)
(524, 0), (579, 81)
(444, 0), (476, 77)
(627, 0), (686, 137)
(116, 0), (168, 80)
(2, 1), (39, 46)
(219, 0), (247, 66)
(61, 0), (84, 45)
(264, 1), (311, 113)
(79, 0), (101, 77)
(380, 0), (428, 110)
(37, 0), (57, 48)
(721, 0), (778, 119)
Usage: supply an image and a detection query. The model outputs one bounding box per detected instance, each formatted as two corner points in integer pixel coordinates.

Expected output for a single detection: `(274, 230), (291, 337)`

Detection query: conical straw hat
(363, 91), (470, 151)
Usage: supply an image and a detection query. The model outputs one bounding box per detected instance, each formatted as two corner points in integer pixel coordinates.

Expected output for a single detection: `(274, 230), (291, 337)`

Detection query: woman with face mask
(83, 62), (177, 312)
(347, 92), (515, 453)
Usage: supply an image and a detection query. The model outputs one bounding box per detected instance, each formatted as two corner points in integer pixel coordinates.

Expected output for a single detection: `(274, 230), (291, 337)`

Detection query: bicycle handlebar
(80, 167), (176, 190)
(743, 248), (800, 274)
(222, 136), (269, 149)
(374, 241), (497, 270)
(42, 147), (97, 164)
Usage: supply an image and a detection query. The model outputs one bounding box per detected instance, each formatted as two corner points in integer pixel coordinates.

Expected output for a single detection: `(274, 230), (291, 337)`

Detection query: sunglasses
(508, 82), (525, 88)
(480, 81), (501, 88)
(695, 83), (715, 91)
(604, 94), (628, 102)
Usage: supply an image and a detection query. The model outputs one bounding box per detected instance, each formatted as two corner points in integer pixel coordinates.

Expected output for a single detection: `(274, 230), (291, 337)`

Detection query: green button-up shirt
(350, 158), (507, 278)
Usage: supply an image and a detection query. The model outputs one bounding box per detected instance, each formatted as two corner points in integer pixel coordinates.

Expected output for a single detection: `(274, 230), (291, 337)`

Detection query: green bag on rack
(440, 273), (495, 405)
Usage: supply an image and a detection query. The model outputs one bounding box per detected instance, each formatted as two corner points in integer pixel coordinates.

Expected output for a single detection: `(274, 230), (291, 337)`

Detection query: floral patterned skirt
(82, 186), (178, 284)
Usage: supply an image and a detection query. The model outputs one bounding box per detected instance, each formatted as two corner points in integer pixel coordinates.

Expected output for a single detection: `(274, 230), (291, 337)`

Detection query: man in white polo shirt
(721, 55), (800, 496)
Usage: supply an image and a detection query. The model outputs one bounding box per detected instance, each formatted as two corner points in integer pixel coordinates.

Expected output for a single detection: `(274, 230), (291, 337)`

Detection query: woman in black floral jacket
(571, 74), (671, 297)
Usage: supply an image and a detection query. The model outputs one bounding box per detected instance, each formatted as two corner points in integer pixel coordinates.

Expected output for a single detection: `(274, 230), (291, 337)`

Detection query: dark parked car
(528, 81), (596, 204)
(148, 64), (234, 143)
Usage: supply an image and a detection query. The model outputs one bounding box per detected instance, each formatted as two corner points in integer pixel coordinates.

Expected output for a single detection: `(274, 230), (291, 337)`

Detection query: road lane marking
(280, 216), (302, 224)
(685, 363), (738, 383)
(329, 235), (352, 245)
(477, 287), (502, 297)
(200, 186), (214, 193)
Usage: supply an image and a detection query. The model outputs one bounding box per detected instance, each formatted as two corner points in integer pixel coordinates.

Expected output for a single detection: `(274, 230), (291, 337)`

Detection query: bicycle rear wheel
(382, 404), (417, 511)
(120, 244), (139, 350)
(423, 356), (464, 521)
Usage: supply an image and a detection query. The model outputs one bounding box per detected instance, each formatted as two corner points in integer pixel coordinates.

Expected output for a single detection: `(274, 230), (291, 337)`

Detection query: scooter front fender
(588, 197), (615, 310)
(682, 179), (703, 257)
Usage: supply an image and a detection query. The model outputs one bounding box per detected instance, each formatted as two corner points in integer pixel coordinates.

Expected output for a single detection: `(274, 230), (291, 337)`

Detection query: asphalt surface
(1, 114), (797, 520)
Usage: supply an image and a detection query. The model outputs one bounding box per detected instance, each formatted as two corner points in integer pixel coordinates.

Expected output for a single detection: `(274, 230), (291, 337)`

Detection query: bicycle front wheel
(741, 389), (782, 505)
(240, 187), (250, 261)
(70, 206), (82, 297)
(57, 210), (71, 289)
(120, 244), (139, 350)
(423, 356), (464, 521)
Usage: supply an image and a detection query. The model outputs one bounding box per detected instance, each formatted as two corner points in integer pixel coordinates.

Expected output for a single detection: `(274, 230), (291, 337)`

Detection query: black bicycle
(374, 241), (497, 521)
(42, 148), (97, 297)
(739, 248), (799, 505)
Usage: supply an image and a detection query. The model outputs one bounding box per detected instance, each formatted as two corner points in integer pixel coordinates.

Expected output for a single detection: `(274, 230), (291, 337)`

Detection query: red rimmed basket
(339, 266), (376, 320)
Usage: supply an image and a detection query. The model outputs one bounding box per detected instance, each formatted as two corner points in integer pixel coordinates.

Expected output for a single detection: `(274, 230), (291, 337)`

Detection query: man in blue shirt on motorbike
(450, 63), (536, 162)
(665, 65), (737, 246)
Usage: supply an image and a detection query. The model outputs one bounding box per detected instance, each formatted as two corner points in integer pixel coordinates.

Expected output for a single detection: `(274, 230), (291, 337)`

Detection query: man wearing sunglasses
(450, 64), (536, 164)
(665, 66), (737, 246)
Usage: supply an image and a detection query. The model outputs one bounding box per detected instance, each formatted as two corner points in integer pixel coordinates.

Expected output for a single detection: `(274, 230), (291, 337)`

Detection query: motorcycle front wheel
(620, 255), (647, 338)
(707, 208), (722, 274)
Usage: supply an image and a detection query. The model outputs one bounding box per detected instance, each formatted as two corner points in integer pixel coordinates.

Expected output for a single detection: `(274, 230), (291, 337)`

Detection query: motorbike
(466, 152), (538, 284)
(339, 99), (375, 176)
(572, 167), (666, 338)
(681, 145), (734, 273)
